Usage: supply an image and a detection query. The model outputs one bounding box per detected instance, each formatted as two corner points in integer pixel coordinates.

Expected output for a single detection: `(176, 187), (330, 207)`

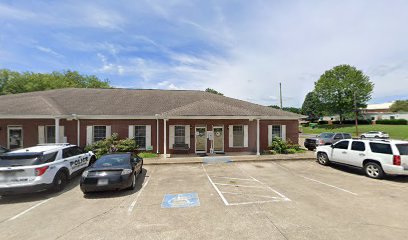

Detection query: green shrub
(267, 137), (289, 154)
(376, 119), (407, 125)
(84, 133), (137, 158)
(285, 149), (297, 154)
(138, 152), (158, 158)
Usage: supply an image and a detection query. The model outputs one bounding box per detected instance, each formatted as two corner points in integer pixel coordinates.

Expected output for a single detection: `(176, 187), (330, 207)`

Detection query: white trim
(0, 114), (302, 120)
(86, 126), (93, 145)
(213, 126), (224, 153)
(228, 125), (233, 148)
(195, 126), (207, 153)
(58, 126), (65, 143)
(7, 126), (23, 149)
(146, 125), (152, 149)
(38, 126), (45, 144)
(268, 125), (272, 145)
(281, 125), (286, 141)
(163, 119), (167, 158)
(55, 118), (60, 143)
(256, 119), (260, 155)
(184, 125), (190, 147)
(105, 125), (111, 138)
(243, 125), (248, 148)
(128, 125), (135, 139)
(77, 119), (80, 146)
(169, 125), (175, 149)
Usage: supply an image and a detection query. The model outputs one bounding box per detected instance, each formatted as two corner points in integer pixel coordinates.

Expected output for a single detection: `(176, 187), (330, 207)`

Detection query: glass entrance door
(195, 127), (207, 153)
(213, 127), (224, 152)
(8, 126), (23, 149)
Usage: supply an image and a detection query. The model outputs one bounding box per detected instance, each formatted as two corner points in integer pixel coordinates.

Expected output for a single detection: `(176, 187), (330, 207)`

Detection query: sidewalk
(144, 151), (315, 165)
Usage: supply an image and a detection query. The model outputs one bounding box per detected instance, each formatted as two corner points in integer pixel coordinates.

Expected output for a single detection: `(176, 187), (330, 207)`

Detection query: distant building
(362, 102), (408, 121)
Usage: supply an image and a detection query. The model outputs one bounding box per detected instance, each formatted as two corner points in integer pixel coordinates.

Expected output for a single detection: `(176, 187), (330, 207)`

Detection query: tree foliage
(301, 91), (323, 120)
(0, 69), (110, 95)
(314, 65), (374, 122)
(205, 88), (223, 95)
(268, 105), (302, 114)
(390, 100), (408, 112)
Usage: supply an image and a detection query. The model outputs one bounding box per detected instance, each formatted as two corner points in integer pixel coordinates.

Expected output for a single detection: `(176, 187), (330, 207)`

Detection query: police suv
(0, 144), (95, 195)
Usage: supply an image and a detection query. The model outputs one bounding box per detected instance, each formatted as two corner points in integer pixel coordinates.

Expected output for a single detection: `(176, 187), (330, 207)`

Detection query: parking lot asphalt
(1, 160), (408, 240)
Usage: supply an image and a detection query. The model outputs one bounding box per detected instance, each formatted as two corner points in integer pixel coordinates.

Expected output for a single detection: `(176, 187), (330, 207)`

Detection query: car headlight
(82, 170), (89, 178)
(121, 169), (132, 175)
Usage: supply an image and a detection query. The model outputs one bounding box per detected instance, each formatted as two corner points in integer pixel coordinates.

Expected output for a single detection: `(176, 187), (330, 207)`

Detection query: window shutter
(169, 125), (175, 149)
(243, 125), (248, 147)
(105, 125), (111, 138)
(146, 125), (152, 149)
(86, 126), (93, 145)
(38, 126), (45, 144)
(268, 125), (272, 145)
(184, 125), (190, 147)
(59, 126), (65, 143)
(128, 125), (134, 139)
(229, 125), (233, 148)
(281, 125), (287, 141)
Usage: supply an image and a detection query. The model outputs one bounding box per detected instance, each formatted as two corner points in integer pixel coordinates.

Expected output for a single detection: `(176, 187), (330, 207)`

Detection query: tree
(390, 100), (408, 112)
(0, 69), (110, 95)
(301, 91), (322, 121)
(314, 65), (374, 122)
(205, 88), (223, 95)
(268, 105), (302, 114)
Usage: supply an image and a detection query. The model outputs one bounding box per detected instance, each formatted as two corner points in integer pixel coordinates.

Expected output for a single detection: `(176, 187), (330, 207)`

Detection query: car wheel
(364, 162), (384, 179)
(128, 173), (136, 190)
(52, 171), (68, 192)
(375, 135), (379, 138)
(317, 153), (330, 166)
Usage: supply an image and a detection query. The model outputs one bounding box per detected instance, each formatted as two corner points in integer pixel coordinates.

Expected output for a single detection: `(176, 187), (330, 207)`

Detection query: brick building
(0, 88), (302, 157)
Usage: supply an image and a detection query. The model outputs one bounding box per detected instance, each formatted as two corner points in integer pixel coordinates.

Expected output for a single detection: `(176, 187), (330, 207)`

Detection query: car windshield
(93, 154), (130, 168)
(0, 152), (43, 166)
(0, 152), (42, 160)
(319, 133), (335, 138)
(396, 144), (408, 155)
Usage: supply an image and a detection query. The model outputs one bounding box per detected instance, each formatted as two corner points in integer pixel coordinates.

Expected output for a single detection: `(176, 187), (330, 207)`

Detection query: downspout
(155, 114), (159, 154)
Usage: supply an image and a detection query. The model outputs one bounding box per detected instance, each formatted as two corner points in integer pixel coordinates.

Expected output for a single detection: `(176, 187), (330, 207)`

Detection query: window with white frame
(45, 126), (56, 143)
(93, 126), (107, 142)
(134, 125), (146, 149)
(272, 125), (282, 139)
(233, 125), (244, 147)
(174, 126), (185, 144)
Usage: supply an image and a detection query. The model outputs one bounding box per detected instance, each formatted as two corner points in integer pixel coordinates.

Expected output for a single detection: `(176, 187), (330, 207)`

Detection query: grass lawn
(302, 124), (408, 140)
(138, 152), (159, 158)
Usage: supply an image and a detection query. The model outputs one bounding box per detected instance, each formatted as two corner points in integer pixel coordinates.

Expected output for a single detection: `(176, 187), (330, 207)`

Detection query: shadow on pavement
(0, 174), (82, 204)
(83, 168), (148, 199)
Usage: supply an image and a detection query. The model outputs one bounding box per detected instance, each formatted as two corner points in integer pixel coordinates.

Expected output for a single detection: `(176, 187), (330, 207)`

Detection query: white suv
(361, 131), (389, 139)
(316, 139), (408, 179)
(0, 144), (95, 195)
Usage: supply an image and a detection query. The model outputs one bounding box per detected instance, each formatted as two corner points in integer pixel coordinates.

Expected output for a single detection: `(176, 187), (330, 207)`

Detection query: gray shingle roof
(0, 88), (302, 119)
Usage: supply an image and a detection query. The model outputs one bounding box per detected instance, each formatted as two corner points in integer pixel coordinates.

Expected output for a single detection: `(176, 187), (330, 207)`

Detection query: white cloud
(35, 46), (64, 58)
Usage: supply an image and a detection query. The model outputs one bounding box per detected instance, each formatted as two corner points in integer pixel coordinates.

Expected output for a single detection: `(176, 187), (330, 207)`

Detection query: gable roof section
(0, 88), (302, 119)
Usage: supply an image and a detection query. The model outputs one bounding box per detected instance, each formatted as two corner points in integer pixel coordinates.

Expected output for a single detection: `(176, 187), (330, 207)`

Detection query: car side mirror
(331, 144), (334, 148)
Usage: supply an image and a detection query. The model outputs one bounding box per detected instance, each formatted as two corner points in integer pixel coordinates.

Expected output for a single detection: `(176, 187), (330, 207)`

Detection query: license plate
(0, 172), (17, 183)
(97, 179), (109, 186)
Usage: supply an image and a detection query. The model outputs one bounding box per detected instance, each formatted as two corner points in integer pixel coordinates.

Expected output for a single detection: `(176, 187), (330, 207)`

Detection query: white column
(163, 119), (167, 158)
(77, 119), (80, 146)
(55, 118), (60, 143)
(256, 119), (260, 155)
(156, 118), (159, 154)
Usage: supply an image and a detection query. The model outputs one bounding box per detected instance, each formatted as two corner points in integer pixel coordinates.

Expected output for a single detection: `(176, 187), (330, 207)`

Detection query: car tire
(375, 135), (379, 138)
(52, 171), (68, 192)
(317, 153), (330, 166)
(128, 173), (136, 190)
(364, 162), (385, 179)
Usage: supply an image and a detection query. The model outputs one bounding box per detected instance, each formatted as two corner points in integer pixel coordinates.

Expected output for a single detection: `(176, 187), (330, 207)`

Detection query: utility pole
(354, 92), (359, 137)
(279, 82), (283, 109)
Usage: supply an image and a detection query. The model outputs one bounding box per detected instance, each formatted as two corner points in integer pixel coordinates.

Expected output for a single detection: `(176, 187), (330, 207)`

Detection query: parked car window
(333, 141), (349, 150)
(62, 147), (73, 158)
(70, 146), (83, 156)
(334, 134), (343, 140)
(319, 133), (334, 138)
(93, 154), (130, 167)
(396, 144), (408, 155)
(41, 152), (58, 163)
(343, 134), (352, 139)
(369, 143), (393, 155)
(351, 141), (365, 151)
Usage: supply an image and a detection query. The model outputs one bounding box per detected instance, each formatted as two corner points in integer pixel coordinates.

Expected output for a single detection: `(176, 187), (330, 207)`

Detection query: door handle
(342, 151), (347, 154)
(359, 153), (365, 157)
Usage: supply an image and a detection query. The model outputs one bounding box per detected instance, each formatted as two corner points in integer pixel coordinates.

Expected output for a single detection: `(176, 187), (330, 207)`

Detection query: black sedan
(80, 152), (143, 194)
(0, 146), (9, 154)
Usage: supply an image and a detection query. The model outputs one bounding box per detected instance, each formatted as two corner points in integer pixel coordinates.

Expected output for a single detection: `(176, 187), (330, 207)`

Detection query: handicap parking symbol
(161, 193), (200, 208)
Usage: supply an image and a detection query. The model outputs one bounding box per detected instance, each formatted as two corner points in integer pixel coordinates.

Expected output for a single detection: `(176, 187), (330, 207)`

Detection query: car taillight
(35, 166), (49, 176)
(393, 155), (401, 166)
(319, 140), (324, 145)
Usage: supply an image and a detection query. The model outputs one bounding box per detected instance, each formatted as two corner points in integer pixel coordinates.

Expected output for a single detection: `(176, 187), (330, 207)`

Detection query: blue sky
(1, 0), (407, 107)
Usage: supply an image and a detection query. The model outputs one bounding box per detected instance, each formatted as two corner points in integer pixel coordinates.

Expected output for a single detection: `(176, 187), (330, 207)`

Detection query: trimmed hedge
(318, 120), (328, 125)
(332, 119), (372, 125)
(376, 119), (408, 125)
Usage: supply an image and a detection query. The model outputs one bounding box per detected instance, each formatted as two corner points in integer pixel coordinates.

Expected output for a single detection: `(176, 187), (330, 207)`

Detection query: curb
(144, 157), (315, 165)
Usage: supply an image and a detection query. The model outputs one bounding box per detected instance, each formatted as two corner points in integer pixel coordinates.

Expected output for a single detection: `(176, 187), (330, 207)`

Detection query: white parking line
(202, 164), (230, 206)
(7, 198), (54, 222)
(220, 191), (281, 199)
(272, 162), (358, 196)
(213, 183), (270, 189)
(211, 176), (256, 181)
(229, 199), (289, 206)
(127, 171), (153, 214)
